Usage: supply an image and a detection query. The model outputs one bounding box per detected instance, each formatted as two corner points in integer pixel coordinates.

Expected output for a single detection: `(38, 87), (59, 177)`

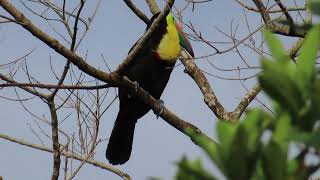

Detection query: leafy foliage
(310, 0), (320, 16)
(175, 23), (320, 180)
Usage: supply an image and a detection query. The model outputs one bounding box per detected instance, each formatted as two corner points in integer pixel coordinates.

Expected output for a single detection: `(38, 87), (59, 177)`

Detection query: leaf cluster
(175, 7), (320, 180)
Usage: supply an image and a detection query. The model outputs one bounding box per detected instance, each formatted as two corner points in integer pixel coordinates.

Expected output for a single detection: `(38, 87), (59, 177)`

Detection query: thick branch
(122, 76), (217, 145)
(180, 51), (260, 121)
(233, 84), (261, 116)
(180, 51), (227, 119)
(145, 0), (161, 14)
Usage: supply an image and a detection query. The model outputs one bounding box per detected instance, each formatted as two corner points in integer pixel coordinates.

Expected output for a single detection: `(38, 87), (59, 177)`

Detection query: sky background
(0, 0), (304, 179)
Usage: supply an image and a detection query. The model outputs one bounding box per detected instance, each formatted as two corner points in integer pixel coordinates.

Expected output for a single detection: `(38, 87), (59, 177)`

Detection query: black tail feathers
(106, 112), (136, 165)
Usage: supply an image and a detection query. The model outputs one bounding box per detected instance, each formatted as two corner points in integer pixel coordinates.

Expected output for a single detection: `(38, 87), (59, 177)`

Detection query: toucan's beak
(176, 22), (194, 58)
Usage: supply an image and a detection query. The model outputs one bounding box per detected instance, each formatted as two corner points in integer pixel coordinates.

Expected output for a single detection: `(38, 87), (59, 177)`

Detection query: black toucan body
(106, 12), (194, 165)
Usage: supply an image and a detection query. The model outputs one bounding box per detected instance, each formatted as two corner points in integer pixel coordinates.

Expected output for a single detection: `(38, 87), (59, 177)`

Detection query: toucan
(106, 12), (194, 165)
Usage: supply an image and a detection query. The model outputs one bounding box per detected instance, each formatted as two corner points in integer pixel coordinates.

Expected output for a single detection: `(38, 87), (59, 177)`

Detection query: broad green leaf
(185, 128), (221, 169)
(264, 30), (290, 62)
(225, 126), (251, 180)
(243, 109), (269, 152)
(310, 0), (320, 15)
(272, 112), (291, 153)
(290, 130), (320, 149)
(262, 140), (287, 180)
(175, 157), (216, 180)
(310, 80), (320, 120)
(296, 25), (320, 92)
(296, 79), (320, 131)
(287, 159), (299, 176)
(215, 122), (238, 173)
(217, 121), (238, 152)
(259, 60), (304, 118)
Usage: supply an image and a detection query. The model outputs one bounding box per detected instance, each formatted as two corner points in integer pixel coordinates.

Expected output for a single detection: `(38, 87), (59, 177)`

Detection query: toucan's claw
(156, 99), (165, 119)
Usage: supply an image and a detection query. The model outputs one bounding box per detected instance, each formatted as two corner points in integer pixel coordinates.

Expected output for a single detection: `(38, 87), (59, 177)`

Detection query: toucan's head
(167, 13), (194, 58)
(155, 13), (194, 61)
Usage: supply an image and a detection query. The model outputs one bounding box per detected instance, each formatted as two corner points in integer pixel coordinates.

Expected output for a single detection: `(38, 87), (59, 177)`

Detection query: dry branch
(0, 133), (131, 180)
(252, 0), (306, 37)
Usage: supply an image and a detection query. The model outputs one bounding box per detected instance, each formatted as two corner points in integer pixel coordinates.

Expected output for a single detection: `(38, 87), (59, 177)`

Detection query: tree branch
(180, 50), (260, 121)
(252, 0), (306, 37)
(123, 0), (149, 24)
(121, 76), (218, 145)
(0, 133), (131, 180)
(48, 100), (61, 180)
(145, 0), (161, 14)
(0, 82), (112, 90)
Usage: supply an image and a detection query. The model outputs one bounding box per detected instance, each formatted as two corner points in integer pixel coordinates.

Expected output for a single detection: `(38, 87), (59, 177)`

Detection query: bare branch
(235, 0), (305, 13)
(123, 0), (149, 24)
(180, 50), (260, 121)
(0, 133), (131, 180)
(252, 0), (306, 37)
(48, 100), (61, 180)
(0, 82), (111, 90)
(145, 0), (161, 14)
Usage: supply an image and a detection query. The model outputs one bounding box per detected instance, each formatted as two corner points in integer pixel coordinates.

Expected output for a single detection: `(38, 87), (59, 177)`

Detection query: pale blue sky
(0, 0), (303, 179)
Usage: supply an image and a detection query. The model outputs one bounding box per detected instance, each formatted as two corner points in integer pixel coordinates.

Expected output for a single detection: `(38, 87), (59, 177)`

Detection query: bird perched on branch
(106, 12), (194, 165)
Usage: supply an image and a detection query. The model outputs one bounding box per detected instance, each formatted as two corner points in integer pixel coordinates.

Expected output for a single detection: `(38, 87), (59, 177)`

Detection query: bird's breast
(155, 25), (180, 61)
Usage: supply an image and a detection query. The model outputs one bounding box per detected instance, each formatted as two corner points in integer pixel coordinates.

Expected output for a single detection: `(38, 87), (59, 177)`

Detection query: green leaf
(310, 0), (320, 15)
(243, 109), (271, 152)
(287, 159), (299, 176)
(263, 30), (290, 62)
(296, 24), (320, 92)
(224, 126), (251, 180)
(217, 121), (238, 150)
(259, 60), (304, 118)
(310, 80), (320, 120)
(262, 140), (287, 180)
(175, 157), (216, 180)
(290, 130), (320, 149)
(185, 128), (221, 169)
(214, 122), (238, 173)
(273, 112), (291, 145)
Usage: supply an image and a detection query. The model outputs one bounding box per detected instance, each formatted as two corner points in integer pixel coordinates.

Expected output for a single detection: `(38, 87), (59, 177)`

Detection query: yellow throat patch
(156, 13), (181, 61)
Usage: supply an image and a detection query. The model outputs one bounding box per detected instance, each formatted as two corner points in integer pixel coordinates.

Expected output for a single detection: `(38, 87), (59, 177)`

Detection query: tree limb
(252, 0), (306, 37)
(0, 133), (131, 180)
(180, 51), (261, 121)
(123, 0), (149, 24)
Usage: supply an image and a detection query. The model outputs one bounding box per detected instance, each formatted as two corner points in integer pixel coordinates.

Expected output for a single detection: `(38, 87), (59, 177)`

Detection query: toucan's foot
(133, 81), (139, 92)
(156, 99), (165, 119)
